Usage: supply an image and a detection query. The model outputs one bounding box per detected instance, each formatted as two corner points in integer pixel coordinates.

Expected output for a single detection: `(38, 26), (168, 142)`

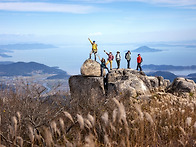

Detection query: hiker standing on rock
(98, 56), (109, 76)
(88, 38), (98, 61)
(125, 50), (131, 69)
(104, 50), (114, 70)
(116, 51), (121, 69)
(136, 54), (143, 71)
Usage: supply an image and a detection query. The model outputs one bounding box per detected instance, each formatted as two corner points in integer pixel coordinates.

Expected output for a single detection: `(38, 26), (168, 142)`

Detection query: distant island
(188, 73), (196, 77)
(144, 64), (196, 82)
(143, 64), (196, 71)
(132, 46), (162, 52)
(0, 61), (70, 79)
(0, 43), (58, 58)
(147, 71), (177, 82)
(0, 53), (12, 58)
(0, 43), (58, 50)
(146, 70), (196, 82)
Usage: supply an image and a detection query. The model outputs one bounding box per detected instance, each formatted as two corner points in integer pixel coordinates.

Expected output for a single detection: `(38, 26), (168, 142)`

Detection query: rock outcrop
(167, 77), (196, 93)
(69, 75), (105, 104)
(69, 60), (196, 101)
(81, 59), (105, 76)
(106, 69), (170, 98)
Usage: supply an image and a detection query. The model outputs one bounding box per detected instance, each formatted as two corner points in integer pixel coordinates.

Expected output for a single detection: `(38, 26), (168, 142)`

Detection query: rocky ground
(69, 59), (196, 103)
(0, 59), (196, 146)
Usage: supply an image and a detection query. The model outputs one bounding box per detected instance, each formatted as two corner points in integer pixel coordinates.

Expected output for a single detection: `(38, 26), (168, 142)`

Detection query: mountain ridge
(143, 64), (196, 71)
(132, 46), (162, 52)
(0, 61), (69, 78)
(0, 43), (58, 58)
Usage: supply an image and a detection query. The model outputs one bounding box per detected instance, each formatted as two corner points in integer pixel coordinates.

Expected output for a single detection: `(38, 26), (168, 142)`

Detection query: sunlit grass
(0, 84), (196, 146)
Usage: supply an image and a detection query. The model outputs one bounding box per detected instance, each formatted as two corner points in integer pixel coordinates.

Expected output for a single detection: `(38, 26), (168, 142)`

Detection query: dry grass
(0, 84), (196, 146)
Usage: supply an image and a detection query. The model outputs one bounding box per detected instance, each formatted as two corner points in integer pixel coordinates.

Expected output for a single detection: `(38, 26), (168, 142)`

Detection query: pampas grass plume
(16, 111), (21, 123)
(179, 126), (186, 136)
(104, 134), (111, 147)
(144, 112), (154, 126)
(134, 104), (144, 120)
(84, 118), (92, 129)
(85, 134), (95, 147)
(50, 121), (57, 134)
(12, 116), (17, 136)
(112, 108), (118, 123)
(118, 102), (127, 124)
(87, 113), (95, 126)
(185, 117), (192, 126)
(77, 114), (84, 130)
(59, 118), (65, 131)
(63, 111), (74, 123)
(16, 136), (23, 147)
(112, 98), (120, 107)
(194, 121), (196, 130)
(28, 125), (34, 143)
(44, 127), (54, 147)
(101, 112), (109, 126)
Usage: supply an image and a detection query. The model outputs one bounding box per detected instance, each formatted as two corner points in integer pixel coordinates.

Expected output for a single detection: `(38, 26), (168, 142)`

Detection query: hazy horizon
(1, 0), (196, 74)
(0, 42), (196, 76)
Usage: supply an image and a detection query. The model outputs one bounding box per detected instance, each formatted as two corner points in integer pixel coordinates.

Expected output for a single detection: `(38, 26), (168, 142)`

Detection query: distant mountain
(0, 54), (12, 58)
(132, 46), (162, 52)
(0, 61), (14, 65)
(188, 73), (196, 77)
(0, 43), (58, 50)
(0, 43), (58, 58)
(147, 71), (177, 82)
(143, 64), (196, 71)
(0, 61), (69, 77)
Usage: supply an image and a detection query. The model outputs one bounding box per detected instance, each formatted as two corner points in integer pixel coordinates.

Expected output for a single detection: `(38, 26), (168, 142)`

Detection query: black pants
(101, 66), (109, 76)
(89, 51), (97, 61)
(116, 60), (120, 69)
(127, 60), (130, 68)
(137, 63), (142, 71)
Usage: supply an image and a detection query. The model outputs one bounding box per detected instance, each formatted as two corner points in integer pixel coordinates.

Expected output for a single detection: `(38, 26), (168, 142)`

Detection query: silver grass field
(0, 84), (196, 147)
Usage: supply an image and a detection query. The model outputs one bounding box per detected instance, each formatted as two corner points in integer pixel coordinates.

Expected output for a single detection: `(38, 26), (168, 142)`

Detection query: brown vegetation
(0, 84), (196, 146)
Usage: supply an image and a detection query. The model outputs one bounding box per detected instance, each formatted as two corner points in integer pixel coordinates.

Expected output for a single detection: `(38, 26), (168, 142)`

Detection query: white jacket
(116, 53), (121, 60)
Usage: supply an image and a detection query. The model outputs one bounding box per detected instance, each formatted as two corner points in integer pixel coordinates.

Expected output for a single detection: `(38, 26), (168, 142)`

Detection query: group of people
(88, 38), (143, 75)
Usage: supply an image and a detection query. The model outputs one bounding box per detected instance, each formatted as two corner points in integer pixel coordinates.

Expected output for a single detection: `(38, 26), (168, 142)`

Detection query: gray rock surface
(81, 59), (105, 76)
(167, 77), (196, 93)
(106, 69), (170, 98)
(70, 67), (196, 101)
(107, 73), (150, 98)
(69, 75), (105, 104)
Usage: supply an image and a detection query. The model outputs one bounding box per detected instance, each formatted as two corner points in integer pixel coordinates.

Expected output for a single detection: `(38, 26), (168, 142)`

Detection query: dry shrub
(0, 84), (196, 146)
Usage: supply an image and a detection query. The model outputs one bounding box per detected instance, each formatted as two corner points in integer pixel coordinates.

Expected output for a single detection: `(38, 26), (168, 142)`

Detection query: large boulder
(107, 77), (148, 98)
(81, 59), (105, 76)
(69, 75), (105, 104)
(107, 69), (150, 98)
(167, 77), (196, 93)
(106, 69), (170, 98)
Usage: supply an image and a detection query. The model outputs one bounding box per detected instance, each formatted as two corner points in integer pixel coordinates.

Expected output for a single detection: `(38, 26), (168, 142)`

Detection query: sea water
(1, 44), (196, 76)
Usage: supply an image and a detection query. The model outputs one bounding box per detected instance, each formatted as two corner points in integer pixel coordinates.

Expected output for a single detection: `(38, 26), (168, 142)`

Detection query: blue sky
(0, 0), (196, 45)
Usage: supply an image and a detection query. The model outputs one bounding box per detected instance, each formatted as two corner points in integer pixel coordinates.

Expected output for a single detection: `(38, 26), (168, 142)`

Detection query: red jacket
(137, 56), (142, 63)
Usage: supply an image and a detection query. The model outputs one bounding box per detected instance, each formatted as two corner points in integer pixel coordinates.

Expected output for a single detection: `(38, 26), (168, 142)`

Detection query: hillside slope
(0, 61), (69, 77)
